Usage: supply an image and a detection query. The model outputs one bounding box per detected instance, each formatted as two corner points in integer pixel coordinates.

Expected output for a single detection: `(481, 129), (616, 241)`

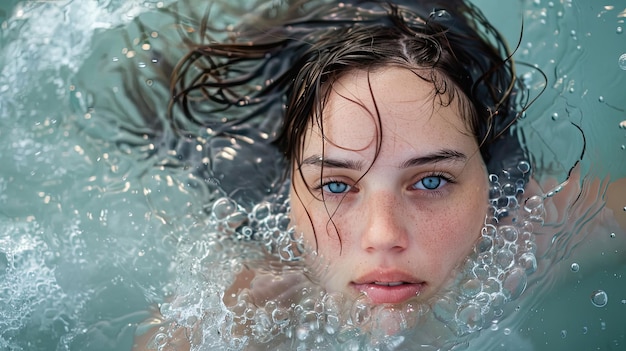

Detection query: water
(1, 0), (625, 350)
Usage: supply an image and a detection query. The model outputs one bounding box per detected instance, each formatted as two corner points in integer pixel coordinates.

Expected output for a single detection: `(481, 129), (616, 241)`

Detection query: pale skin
(290, 67), (489, 305)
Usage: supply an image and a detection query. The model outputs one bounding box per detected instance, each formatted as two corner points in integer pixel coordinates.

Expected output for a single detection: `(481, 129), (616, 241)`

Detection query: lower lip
(352, 283), (424, 304)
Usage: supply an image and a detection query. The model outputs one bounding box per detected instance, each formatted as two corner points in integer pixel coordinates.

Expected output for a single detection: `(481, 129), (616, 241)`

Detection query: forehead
(302, 67), (475, 158)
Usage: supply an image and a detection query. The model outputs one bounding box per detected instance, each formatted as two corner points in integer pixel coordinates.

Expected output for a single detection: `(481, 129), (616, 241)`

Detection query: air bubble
(461, 279), (482, 298)
(495, 249), (514, 270)
(570, 262), (580, 272)
(500, 226), (518, 242)
(350, 297), (371, 326)
(590, 290), (608, 307)
(457, 303), (483, 333)
(617, 26), (623, 34)
(502, 267), (527, 300)
(519, 252), (537, 274)
(619, 53), (626, 70)
(433, 295), (457, 323)
(212, 198), (237, 220)
(517, 161), (531, 173)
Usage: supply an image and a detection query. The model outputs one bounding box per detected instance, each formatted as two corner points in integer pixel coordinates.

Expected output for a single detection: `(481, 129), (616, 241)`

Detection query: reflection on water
(0, 0), (625, 350)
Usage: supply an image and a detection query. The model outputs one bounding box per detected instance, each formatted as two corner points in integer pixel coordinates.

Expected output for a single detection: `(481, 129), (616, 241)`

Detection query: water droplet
(617, 26), (623, 34)
(430, 9), (451, 20)
(619, 53), (626, 70)
(552, 112), (559, 120)
(610, 232), (616, 238)
(570, 262), (580, 272)
(517, 161), (531, 173)
(590, 290), (608, 307)
(598, 96), (604, 102)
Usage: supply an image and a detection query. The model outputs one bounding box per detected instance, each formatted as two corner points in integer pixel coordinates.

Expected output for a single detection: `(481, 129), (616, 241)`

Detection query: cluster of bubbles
(0, 219), (90, 350)
(431, 161), (540, 338)
(158, 160), (545, 350)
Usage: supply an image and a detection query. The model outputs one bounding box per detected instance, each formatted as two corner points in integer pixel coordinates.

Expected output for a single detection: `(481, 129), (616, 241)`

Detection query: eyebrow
(300, 149), (467, 171)
(400, 149), (467, 168)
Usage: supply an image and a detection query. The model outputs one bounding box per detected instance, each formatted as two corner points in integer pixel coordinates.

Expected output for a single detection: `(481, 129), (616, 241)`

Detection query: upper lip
(352, 270), (423, 286)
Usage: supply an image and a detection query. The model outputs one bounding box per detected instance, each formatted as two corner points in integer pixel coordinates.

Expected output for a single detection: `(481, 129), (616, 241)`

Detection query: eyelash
(313, 172), (456, 196)
(411, 172), (455, 193)
(314, 178), (354, 196)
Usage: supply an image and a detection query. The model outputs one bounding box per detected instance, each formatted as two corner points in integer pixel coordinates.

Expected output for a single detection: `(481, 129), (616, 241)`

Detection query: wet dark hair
(169, 0), (530, 245)
(170, 0), (526, 177)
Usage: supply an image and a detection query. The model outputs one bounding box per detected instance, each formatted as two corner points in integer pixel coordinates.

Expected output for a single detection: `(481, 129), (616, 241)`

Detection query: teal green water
(0, 0), (625, 350)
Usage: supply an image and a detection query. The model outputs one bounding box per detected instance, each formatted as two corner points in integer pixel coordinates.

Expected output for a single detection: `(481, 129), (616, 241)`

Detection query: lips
(352, 271), (425, 304)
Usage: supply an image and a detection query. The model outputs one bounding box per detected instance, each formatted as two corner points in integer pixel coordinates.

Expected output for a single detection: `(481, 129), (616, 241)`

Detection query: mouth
(373, 281), (406, 287)
(352, 273), (425, 304)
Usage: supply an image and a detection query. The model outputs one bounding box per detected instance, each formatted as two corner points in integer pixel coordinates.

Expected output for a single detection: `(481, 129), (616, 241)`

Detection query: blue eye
(414, 176), (447, 190)
(323, 182), (350, 194)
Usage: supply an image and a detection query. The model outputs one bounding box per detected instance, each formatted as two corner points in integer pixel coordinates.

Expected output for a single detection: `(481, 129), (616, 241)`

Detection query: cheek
(289, 196), (314, 244)
(429, 196), (487, 271)
(289, 190), (339, 255)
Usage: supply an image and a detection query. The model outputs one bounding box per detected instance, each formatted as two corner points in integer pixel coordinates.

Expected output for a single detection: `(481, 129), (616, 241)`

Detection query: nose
(360, 191), (410, 253)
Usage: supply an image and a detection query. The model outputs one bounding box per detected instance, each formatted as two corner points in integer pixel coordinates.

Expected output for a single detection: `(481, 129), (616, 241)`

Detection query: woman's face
(290, 67), (488, 305)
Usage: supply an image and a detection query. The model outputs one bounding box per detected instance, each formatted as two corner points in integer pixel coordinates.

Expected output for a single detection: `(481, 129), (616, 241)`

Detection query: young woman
(132, 0), (595, 349)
